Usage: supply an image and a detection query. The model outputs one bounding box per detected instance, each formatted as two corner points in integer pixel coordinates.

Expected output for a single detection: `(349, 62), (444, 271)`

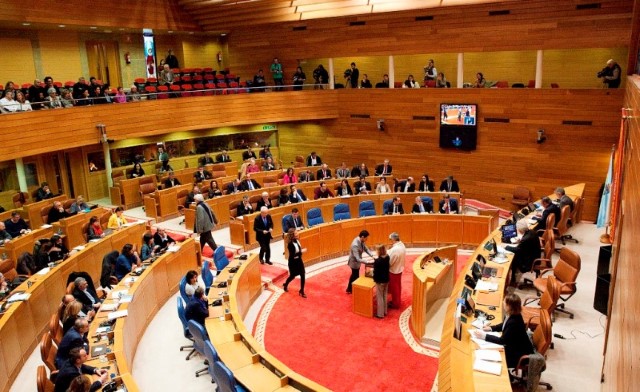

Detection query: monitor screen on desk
(501, 224), (517, 241)
(453, 303), (462, 341)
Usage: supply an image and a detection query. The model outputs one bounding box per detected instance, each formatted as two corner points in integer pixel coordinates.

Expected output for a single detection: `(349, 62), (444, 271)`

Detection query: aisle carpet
(264, 255), (439, 391)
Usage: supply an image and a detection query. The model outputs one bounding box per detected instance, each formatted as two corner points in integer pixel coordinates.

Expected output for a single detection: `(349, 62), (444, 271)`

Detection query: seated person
(129, 163), (145, 179)
(236, 195), (254, 217)
(159, 64), (174, 85)
(354, 175), (372, 195)
(360, 74), (372, 88)
(418, 174), (435, 192)
(185, 185), (201, 207)
(336, 162), (351, 179)
(163, 171), (181, 188)
(555, 187), (575, 212)
(48, 235), (69, 262)
(72, 277), (101, 315)
(375, 74), (390, 88)
(240, 174), (261, 191)
(54, 347), (108, 392)
(412, 196), (433, 214)
(216, 149), (232, 163)
(282, 167), (298, 184)
(87, 216), (104, 241)
(107, 206), (127, 230)
(534, 196), (561, 231)
(289, 185), (307, 203)
(34, 240), (53, 271)
(385, 196), (404, 215)
(252, 69), (267, 91)
(153, 228), (176, 250)
(0, 272), (8, 296)
(17, 252), (37, 276)
(306, 151), (322, 167)
(402, 74), (420, 88)
(99, 251), (119, 291)
(246, 158), (260, 174)
(199, 153), (214, 166)
(396, 177), (416, 193)
(282, 208), (304, 233)
(473, 72), (487, 88)
(69, 195), (89, 214)
(55, 318), (91, 370)
(36, 182), (54, 201)
(505, 220), (542, 285)
(242, 146), (257, 161)
(256, 191), (273, 209)
(375, 177), (391, 194)
(193, 166), (212, 183)
(298, 169), (315, 182)
(314, 182), (334, 199)
(473, 294), (534, 368)
(439, 194), (459, 214)
(0, 222), (12, 243)
(48, 201), (71, 224)
(184, 270), (206, 297)
(141, 233), (160, 261)
(351, 163), (369, 177)
(262, 157), (276, 171)
(185, 287), (209, 326)
(336, 179), (353, 196)
(375, 159), (393, 176)
(207, 180), (223, 198)
(316, 163), (332, 180)
(4, 211), (29, 238)
(226, 179), (242, 194)
(439, 175), (460, 192)
(61, 300), (88, 335)
(278, 188), (290, 206)
(114, 244), (141, 281)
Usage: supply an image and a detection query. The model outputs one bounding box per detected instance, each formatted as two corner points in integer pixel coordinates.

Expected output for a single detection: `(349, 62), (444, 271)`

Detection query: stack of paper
(40, 224), (52, 229)
(475, 280), (498, 292)
(473, 357), (502, 376)
(73, 245), (85, 251)
(475, 349), (502, 362)
(99, 303), (119, 312)
(7, 292), (31, 302)
(472, 319), (490, 329)
(107, 309), (128, 321)
(167, 244), (181, 253)
(37, 268), (51, 275)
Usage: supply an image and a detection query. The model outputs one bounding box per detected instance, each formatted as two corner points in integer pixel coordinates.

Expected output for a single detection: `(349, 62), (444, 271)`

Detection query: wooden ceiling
(177, 0), (514, 32)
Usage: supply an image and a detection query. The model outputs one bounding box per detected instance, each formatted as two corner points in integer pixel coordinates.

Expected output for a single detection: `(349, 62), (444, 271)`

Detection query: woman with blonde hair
(62, 300), (88, 334)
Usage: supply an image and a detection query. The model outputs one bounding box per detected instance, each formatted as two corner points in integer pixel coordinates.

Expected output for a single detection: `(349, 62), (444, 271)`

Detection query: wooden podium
(353, 276), (376, 318)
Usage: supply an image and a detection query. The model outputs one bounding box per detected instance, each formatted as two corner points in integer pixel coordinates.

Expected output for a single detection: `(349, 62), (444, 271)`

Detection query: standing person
(424, 59), (437, 81)
(193, 194), (218, 252)
(373, 244), (390, 318)
(292, 67), (306, 91)
(165, 49), (179, 69)
(270, 58), (284, 91)
(283, 229), (307, 297)
(254, 207), (273, 265)
(598, 59), (621, 88)
(347, 62), (359, 88)
(387, 232), (406, 309)
(313, 64), (328, 89)
(346, 230), (373, 294)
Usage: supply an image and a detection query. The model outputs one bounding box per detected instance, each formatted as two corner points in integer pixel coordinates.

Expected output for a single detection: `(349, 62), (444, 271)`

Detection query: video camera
(597, 67), (608, 78)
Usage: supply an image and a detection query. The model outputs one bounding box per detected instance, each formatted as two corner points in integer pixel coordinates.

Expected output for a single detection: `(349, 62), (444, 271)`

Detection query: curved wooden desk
(437, 183), (585, 392)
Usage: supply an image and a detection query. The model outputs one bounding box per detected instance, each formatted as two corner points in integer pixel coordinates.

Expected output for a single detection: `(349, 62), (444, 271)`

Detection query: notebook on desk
(476, 291), (501, 306)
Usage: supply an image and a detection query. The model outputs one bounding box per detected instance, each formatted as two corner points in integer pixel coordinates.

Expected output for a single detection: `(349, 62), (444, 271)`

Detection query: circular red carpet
(263, 255), (439, 391)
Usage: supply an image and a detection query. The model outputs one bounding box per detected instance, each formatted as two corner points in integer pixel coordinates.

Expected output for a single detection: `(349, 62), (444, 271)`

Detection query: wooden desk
(109, 175), (156, 209)
(352, 277), (376, 318)
(24, 194), (67, 229)
(143, 183), (192, 221)
(55, 207), (111, 249)
(2, 226), (54, 262)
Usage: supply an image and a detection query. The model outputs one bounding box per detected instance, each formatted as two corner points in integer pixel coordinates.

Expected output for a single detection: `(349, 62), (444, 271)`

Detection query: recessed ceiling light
(168, 30), (173, 33)
(104, 29), (112, 33)
(90, 26), (97, 29)
(58, 24), (66, 28)
(22, 22), (31, 26)
(189, 32), (195, 35)
(119, 28), (125, 31)
(220, 33), (227, 36)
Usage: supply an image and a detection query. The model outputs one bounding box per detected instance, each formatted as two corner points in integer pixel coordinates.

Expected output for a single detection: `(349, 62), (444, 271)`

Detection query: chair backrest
(512, 186), (530, 202)
(532, 309), (552, 355)
(213, 361), (240, 392)
(527, 79), (536, 88)
(49, 313), (63, 346)
(554, 247), (581, 294)
(140, 182), (157, 197)
(201, 260), (213, 289)
(204, 341), (220, 382)
(37, 365), (54, 392)
(176, 297), (191, 339)
(0, 258), (17, 281)
(307, 208), (324, 227)
(39, 331), (57, 372)
(333, 203), (351, 221)
(496, 80), (509, 88)
(571, 197), (582, 224)
(545, 213), (555, 230)
(358, 200), (376, 217)
(187, 320), (209, 356)
(382, 199), (393, 214)
(179, 276), (190, 303)
(541, 230), (555, 260)
(213, 246), (230, 274)
(539, 275), (560, 313)
(556, 205), (571, 236)
(40, 205), (52, 224)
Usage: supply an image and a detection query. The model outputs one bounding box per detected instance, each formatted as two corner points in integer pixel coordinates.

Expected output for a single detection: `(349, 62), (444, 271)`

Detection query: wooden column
(535, 50), (543, 88)
(389, 55), (395, 89)
(457, 53), (464, 88)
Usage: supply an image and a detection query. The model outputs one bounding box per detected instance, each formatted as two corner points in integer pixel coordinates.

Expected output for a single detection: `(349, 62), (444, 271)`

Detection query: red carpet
(264, 255), (438, 391)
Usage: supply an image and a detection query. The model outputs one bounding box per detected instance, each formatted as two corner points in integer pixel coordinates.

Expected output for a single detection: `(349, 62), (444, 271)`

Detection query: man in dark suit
(185, 287), (209, 326)
(396, 177), (416, 193)
(306, 151), (322, 167)
(385, 196), (404, 215)
(314, 181), (335, 199)
(47, 201), (70, 224)
(535, 196), (561, 231)
(226, 179), (241, 194)
(236, 196), (254, 217)
(375, 159), (393, 176)
(72, 277), (101, 315)
(199, 153), (215, 166)
(289, 185), (307, 203)
(506, 220), (542, 285)
(256, 191), (273, 209)
(351, 163), (369, 178)
(54, 347), (108, 392)
(298, 170), (315, 182)
(163, 171), (181, 188)
(283, 208), (304, 232)
(354, 175), (372, 195)
(36, 182), (54, 201)
(254, 207), (273, 264)
(216, 149), (232, 163)
(411, 196), (433, 213)
(55, 318), (91, 369)
(240, 174), (261, 191)
(193, 166), (212, 183)
(316, 163), (332, 180)
(153, 228), (175, 250)
(242, 147), (257, 161)
(439, 194), (459, 214)
(439, 175), (460, 192)
(554, 187), (574, 212)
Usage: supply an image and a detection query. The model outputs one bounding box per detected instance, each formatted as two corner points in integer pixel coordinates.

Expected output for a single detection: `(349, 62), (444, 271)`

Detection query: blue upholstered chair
(201, 260), (214, 293)
(281, 214), (291, 232)
(187, 320), (210, 376)
(420, 196), (434, 213)
(358, 200), (376, 217)
(176, 297), (196, 360)
(333, 203), (351, 221)
(382, 199), (394, 215)
(213, 361), (248, 392)
(307, 208), (324, 227)
(213, 245), (229, 276)
(179, 276), (191, 304)
(200, 341), (220, 382)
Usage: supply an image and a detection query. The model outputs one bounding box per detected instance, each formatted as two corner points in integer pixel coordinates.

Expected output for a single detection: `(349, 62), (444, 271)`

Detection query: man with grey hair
(0, 222), (11, 243)
(72, 277), (101, 314)
(506, 219), (541, 287)
(55, 318), (90, 369)
(554, 187), (574, 213)
(387, 232), (406, 308)
(254, 206), (273, 265)
(194, 193), (218, 252)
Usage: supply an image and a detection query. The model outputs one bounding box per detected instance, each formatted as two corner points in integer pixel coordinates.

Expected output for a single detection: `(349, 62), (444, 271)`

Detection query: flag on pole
(597, 151), (614, 228)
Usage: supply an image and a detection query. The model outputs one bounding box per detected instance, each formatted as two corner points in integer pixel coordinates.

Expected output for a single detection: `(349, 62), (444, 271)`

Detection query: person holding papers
(473, 293), (533, 368)
(107, 207), (127, 230)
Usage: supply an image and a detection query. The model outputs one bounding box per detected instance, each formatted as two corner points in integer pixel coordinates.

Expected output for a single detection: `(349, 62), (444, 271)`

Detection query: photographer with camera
(597, 59), (621, 88)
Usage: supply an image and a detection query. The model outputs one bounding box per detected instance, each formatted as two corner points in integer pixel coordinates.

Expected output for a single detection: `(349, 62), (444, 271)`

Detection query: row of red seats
(144, 81), (249, 97)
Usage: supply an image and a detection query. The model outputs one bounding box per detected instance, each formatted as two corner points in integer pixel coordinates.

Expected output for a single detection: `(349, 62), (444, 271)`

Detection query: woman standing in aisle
(283, 229), (307, 298)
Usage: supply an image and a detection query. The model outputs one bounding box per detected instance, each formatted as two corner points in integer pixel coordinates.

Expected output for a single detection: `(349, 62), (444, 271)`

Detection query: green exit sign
(262, 124), (277, 130)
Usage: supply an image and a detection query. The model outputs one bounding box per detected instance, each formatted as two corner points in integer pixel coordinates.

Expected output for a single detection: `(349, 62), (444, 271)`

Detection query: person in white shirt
(0, 90), (19, 113)
(403, 75), (420, 89)
(387, 232), (406, 309)
(375, 177), (391, 194)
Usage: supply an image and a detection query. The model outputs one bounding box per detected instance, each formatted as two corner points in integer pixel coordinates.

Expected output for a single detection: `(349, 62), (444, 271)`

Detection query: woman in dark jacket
(373, 244), (390, 318)
(283, 229), (307, 298)
(418, 174), (435, 192)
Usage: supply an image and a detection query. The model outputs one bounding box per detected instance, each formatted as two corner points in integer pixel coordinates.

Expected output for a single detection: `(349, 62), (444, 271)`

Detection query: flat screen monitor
(501, 224), (517, 241)
(439, 104), (478, 151)
(440, 104), (477, 126)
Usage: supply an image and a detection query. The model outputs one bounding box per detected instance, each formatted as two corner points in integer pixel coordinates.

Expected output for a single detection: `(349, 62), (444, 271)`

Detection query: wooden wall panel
(463, 51), (537, 86)
(0, 38), (36, 85)
(277, 89), (623, 221)
(543, 47), (630, 89)
(182, 37), (225, 68)
(38, 31), (83, 83)
(602, 75), (640, 392)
